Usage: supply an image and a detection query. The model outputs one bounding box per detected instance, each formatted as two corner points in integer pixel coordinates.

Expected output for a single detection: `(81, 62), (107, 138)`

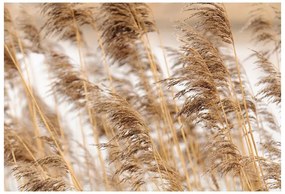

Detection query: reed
(4, 3), (281, 191)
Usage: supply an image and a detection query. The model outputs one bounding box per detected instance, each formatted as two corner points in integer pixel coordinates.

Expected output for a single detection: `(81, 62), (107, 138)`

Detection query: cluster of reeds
(4, 3), (281, 191)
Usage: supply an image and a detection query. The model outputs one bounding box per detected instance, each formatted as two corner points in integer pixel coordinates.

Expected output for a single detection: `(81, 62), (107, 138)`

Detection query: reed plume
(45, 51), (183, 190)
(40, 3), (96, 41)
(253, 50), (281, 105)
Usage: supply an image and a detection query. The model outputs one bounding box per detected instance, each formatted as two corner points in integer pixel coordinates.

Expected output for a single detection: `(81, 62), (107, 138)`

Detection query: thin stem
(70, 9), (110, 189)
(5, 44), (83, 191)
(221, 4), (267, 190)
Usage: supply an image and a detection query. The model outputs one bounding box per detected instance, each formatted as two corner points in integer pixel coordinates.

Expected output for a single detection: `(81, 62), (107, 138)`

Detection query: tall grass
(4, 3), (281, 191)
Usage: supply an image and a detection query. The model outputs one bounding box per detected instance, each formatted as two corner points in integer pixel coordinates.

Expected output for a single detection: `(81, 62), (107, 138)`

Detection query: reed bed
(4, 3), (281, 191)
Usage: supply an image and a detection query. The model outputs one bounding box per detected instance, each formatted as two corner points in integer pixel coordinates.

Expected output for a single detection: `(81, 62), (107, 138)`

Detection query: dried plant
(252, 50), (281, 105)
(97, 3), (155, 66)
(12, 156), (71, 191)
(40, 3), (96, 41)
(244, 4), (281, 54)
(46, 51), (183, 190)
(4, 2), (281, 191)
